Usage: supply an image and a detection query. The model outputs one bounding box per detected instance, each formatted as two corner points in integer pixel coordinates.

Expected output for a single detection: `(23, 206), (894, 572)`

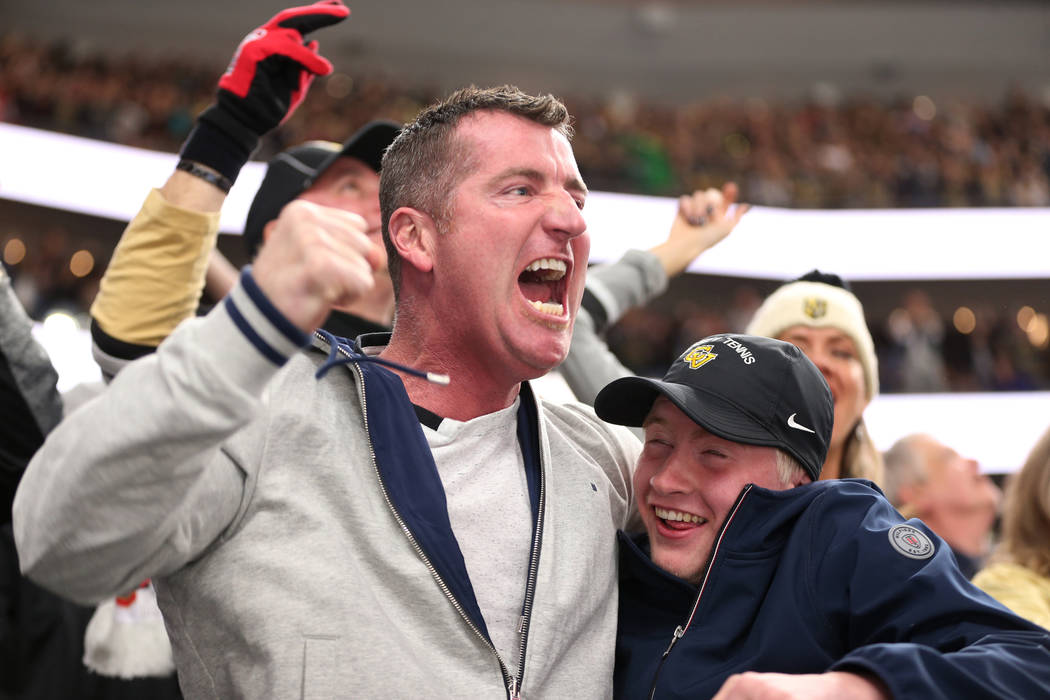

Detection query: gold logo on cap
(803, 297), (827, 319)
(684, 345), (718, 369)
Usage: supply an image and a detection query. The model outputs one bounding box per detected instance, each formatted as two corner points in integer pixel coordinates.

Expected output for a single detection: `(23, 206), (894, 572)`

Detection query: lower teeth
(530, 300), (563, 315)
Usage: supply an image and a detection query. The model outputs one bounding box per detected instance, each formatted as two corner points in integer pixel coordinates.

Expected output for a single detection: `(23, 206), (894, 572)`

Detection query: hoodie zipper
(331, 336), (542, 699)
(646, 484), (754, 700)
(513, 438), (545, 699)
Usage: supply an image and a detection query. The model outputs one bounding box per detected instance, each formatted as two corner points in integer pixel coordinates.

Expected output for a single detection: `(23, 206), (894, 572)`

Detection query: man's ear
(388, 207), (436, 274)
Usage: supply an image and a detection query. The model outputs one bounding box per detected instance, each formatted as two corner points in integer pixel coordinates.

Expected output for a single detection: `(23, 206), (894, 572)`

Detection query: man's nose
(543, 191), (587, 240)
(976, 470), (1002, 508)
(805, 346), (833, 378)
(649, 453), (694, 494)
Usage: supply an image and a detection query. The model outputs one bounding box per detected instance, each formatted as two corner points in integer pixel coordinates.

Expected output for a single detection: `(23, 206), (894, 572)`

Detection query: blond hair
(776, 449), (810, 487)
(995, 425), (1050, 577)
(843, 419), (885, 484)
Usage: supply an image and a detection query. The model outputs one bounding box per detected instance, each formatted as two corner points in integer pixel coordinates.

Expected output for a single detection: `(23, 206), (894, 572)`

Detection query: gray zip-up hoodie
(14, 272), (640, 699)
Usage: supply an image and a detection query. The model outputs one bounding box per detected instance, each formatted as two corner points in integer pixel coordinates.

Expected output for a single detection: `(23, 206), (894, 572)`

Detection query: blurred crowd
(1, 32), (1048, 394)
(4, 33), (1050, 207)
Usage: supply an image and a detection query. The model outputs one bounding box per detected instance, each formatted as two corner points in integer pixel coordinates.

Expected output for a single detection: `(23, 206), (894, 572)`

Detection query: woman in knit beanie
(745, 270), (884, 484)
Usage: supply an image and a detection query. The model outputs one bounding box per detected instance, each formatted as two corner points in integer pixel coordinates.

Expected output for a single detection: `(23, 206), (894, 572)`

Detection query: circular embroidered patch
(888, 524), (935, 560)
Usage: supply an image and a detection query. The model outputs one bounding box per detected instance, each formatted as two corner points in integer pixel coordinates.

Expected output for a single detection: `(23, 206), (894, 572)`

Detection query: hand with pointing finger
(180, 0), (351, 186)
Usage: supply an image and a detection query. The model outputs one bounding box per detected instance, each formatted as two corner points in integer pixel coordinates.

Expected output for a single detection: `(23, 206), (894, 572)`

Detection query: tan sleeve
(972, 563), (1050, 630)
(91, 188), (222, 347)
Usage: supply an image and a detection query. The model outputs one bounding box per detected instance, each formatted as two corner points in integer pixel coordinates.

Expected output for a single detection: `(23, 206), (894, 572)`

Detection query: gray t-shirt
(424, 397), (532, 676)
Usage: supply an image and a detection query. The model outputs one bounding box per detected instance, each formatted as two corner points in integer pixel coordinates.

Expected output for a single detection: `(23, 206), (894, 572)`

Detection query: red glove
(218, 0), (348, 123)
(181, 1), (350, 183)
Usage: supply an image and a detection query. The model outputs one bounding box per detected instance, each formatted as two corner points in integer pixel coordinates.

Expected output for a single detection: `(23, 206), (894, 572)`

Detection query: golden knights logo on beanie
(803, 297), (828, 320)
(594, 334), (833, 482)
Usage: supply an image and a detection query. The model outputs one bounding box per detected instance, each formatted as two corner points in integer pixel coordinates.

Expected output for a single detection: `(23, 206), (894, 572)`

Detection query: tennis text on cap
(716, 335), (756, 364)
(803, 297), (827, 319)
(683, 344), (718, 369)
(888, 524), (935, 560)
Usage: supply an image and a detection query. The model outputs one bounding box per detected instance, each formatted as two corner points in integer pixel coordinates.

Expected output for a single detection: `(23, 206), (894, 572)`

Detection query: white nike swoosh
(787, 413), (815, 434)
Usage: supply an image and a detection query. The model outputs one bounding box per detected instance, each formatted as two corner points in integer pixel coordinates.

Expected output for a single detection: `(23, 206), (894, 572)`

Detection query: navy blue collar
(313, 331), (543, 639)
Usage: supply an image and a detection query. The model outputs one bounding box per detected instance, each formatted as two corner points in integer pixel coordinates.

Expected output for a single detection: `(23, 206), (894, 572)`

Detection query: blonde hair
(842, 419), (885, 484)
(776, 449), (810, 487)
(995, 425), (1050, 578)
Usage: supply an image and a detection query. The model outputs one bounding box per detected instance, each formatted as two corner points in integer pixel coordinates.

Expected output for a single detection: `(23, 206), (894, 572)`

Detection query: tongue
(664, 519), (696, 531)
(519, 279), (552, 303)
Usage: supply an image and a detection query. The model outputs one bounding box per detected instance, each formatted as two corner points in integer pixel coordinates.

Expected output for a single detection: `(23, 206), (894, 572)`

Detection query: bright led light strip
(584, 190), (1050, 281)
(0, 122), (265, 234)
(2, 122), (1049, 280)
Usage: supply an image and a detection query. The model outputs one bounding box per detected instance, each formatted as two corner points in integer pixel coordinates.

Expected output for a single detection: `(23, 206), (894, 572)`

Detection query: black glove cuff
(179, 110), (260, 184)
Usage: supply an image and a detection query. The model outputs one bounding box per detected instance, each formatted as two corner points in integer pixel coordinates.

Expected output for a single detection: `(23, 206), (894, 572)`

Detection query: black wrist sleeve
(179, 109), (260, 184)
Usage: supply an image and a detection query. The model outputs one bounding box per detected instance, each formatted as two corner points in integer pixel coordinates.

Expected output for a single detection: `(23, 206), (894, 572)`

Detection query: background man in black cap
(596, 333), (1050, 700)
(210, 122), (400, 336)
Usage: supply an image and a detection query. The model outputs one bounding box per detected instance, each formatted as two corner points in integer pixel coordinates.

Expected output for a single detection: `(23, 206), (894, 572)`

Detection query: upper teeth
(654, 507), (705, 524)
(525, 258), (566, 280)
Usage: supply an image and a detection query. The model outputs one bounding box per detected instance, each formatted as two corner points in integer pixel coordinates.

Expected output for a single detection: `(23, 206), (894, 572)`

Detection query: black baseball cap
(242, 120), (401, 257)
(595, 334), (833, 482)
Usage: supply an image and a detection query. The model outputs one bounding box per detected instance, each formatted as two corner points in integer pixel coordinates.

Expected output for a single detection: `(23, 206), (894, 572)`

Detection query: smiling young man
(595, 333), (1050, 700)
(15, 86), (640, 699)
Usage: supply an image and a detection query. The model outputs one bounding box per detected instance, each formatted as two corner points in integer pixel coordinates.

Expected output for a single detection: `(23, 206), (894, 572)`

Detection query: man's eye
(509, 186), (530, 196)
(643, 439), (672, 453)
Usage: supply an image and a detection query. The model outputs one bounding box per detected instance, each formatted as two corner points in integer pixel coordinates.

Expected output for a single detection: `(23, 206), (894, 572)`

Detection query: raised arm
(14, 189), (381, 605)
(90, 0), (349, 378)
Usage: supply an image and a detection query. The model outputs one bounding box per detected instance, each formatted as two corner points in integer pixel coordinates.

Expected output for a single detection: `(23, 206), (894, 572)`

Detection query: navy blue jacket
(616, 479), (1050, 699)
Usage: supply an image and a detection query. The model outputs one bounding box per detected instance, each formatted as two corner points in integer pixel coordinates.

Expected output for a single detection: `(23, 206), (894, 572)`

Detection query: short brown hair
(379, 85), (573, 295)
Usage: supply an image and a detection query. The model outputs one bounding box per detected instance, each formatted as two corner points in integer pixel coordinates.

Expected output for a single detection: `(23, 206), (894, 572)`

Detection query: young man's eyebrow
(642, 413), (667, 429)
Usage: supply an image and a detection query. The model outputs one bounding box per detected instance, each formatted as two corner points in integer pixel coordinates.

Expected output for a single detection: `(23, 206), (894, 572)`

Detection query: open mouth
(653, 506), (707, 532)
(518, 257), (568, 318)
